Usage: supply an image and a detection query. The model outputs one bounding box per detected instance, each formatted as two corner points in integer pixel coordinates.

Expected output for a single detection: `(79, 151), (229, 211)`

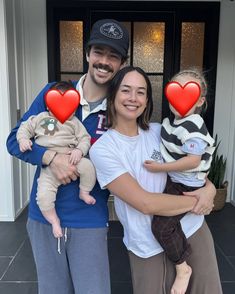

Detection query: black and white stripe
(160, 114), (215, 179)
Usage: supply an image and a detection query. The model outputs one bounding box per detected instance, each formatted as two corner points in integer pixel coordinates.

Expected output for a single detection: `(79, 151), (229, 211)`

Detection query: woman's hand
(183, 179), (215, 215)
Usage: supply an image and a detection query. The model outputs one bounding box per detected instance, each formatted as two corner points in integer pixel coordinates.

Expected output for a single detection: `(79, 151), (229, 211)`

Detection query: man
(6, 19), (129, 294)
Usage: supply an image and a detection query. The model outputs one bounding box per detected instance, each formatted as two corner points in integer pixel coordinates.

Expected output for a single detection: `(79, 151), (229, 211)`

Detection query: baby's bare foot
(171, 262), (192, 294)
(80, 190), (96, 205)
(52, 222), (63, 238)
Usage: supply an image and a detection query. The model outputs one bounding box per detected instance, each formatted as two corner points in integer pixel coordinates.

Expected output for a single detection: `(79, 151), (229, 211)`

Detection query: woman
(90, 66), (222, 294)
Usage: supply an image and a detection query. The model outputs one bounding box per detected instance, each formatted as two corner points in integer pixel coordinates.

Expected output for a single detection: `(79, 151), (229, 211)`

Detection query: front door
(47, 1), (220, 132)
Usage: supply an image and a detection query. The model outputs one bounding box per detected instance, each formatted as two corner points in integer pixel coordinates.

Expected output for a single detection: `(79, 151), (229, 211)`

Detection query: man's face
(86, 45), (124, 86)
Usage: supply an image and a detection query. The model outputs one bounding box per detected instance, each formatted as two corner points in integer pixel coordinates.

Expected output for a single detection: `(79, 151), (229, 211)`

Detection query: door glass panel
(133, 22), (165, 72)
(59, 20), (165, 124)
(60, 74), (82, 82)
(149, 75), (163, 123)
(180, 22), (205, 70)
(60, 21), (83, 72)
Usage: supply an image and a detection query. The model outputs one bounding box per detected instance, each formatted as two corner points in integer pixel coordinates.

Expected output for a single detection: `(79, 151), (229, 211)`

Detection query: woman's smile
(124, 104), (139, 111)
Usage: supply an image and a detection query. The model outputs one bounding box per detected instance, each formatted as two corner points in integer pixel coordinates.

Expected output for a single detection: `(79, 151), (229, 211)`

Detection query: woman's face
(114, 70), (148, 123)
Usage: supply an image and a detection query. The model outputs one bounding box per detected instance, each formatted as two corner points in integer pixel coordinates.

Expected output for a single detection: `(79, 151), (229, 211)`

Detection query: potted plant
(208, 134), (228, 211)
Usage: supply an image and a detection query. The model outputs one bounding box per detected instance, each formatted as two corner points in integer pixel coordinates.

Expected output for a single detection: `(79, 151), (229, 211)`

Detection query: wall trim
(0, 0), (15, 221)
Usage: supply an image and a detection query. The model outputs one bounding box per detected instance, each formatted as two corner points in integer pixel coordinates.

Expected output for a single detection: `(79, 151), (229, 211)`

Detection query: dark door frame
(46, 0), (220, 133)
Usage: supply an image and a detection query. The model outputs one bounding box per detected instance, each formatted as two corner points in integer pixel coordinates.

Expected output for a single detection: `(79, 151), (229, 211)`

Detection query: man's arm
(6, 83), (52, 166)
(6, 82), (78, 183)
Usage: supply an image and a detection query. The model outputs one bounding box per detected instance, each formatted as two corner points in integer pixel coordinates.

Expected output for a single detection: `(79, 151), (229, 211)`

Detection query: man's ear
(120, 61), (128, 70)
(86, 53), (89, 62)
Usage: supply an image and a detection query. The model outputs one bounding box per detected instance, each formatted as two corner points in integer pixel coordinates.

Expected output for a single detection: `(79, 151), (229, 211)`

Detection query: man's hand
(19, 138), (33, 152)
(50, 153), (79, 185)
(68, 149), (83, 165)
(183, 179), (215, 215)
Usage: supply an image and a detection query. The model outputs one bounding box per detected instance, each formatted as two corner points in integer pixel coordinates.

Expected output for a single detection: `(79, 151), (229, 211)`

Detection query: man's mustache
(93, 63), (113, 73)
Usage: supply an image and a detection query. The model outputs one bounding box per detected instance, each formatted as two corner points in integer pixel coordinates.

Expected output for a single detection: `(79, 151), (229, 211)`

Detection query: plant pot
(212, 181), (228, 211)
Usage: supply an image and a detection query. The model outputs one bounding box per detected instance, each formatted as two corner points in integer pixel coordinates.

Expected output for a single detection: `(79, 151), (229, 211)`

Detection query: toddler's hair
(170, 68), (208, 114)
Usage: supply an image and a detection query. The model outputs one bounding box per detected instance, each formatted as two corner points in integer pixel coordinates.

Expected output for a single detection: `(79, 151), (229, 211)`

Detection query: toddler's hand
(143, 160), (162, 172)
(19, 138), (32, 152)
(69, 149), (83, 165)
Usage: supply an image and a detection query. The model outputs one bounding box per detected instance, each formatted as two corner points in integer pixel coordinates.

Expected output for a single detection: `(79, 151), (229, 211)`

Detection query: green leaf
(208, 134), (227, 189)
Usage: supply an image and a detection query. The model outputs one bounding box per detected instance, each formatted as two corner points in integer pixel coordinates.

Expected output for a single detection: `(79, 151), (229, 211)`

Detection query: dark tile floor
(0, 204), (235, 294)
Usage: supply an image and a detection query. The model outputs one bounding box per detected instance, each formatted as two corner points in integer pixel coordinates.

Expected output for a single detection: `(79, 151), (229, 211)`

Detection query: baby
(17, 81), (96, 238)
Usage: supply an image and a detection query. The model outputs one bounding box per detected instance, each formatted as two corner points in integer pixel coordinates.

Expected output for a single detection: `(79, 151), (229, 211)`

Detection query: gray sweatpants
(129, 221), (222, 294)
(27, 219), (111, 294)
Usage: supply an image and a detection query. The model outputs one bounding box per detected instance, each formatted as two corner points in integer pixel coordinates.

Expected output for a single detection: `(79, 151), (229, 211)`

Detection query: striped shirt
(160, 114), (215, 185)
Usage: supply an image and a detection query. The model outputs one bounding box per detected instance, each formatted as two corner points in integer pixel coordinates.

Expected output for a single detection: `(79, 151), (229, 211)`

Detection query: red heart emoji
(165, 81), (201, 117)
(45, 89), (80, 123)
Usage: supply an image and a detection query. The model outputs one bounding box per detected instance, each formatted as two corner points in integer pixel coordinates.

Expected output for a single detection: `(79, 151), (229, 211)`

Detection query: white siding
(0, 0), (15, 220)
(213, 0), (235, 203)
(0, 0), (47, 220)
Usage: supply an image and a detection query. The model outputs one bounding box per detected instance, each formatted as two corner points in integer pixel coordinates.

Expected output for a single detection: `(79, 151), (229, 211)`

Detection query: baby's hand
(69, 149), (83, 165)
(143, 160), (162, 172)
(19, 138), (32, 152)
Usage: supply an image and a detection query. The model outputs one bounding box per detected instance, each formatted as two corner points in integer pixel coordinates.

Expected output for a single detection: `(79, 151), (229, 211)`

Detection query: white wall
(0, 0), (15, 220)
(213, 0), (235, 203)
(21, 0), (48, 102)
(0, 0), (48, 221)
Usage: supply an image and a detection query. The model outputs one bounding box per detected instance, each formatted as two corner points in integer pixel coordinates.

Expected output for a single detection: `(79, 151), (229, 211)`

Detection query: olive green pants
(129, 221), (222, 294)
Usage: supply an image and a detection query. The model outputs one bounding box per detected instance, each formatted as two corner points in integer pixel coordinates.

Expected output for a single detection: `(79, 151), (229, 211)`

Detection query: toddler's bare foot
(52, 222), (63, 238)
(171, 262), (192, 294)
(80, 190), (96, 205)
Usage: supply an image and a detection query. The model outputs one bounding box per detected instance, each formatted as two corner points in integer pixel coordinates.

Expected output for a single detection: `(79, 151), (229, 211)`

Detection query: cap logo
(100, 22), (123, 40)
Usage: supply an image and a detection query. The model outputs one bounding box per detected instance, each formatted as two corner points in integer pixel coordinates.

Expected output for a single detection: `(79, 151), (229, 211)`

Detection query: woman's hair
(107, 66), (153, 130)
(170, 68), (208, 114)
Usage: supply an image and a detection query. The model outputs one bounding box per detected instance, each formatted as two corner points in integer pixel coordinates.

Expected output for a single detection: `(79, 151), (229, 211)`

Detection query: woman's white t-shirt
(90, 123), (203, 258)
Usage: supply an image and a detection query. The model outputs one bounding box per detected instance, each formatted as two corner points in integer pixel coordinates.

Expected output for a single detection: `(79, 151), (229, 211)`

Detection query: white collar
(76, 74), (107, 112)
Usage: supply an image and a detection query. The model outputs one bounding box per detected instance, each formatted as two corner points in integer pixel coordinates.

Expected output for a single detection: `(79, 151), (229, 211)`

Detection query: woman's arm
(106, 172), (197, 216)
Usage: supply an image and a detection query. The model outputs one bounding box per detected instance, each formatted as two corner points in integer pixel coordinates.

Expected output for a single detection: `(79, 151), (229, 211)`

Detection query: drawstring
(64, 227), (68, 242)
(57, 227), (68, 254)
(162, 252), (167, 294)
(57, 237), (61, 254)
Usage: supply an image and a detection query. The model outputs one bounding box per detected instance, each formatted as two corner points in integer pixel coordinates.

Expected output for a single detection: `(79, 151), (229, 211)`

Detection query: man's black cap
(87, 19), (129, 58)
